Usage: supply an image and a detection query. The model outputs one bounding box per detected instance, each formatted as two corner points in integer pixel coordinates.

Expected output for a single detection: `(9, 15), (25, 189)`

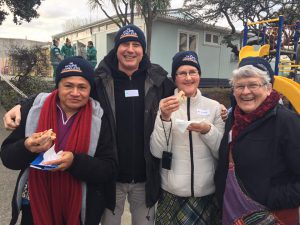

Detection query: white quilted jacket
(150, 88), (225, 197)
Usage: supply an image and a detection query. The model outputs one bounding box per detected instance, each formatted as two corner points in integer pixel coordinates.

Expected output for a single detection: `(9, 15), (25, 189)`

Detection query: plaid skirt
(155, 190), (221, 225)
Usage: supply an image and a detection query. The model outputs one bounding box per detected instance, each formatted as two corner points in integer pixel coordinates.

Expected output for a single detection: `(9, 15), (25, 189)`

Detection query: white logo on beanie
(182, 55), (198, 64)
(120, 28), (138, 39)
(61, 62), (82, 74)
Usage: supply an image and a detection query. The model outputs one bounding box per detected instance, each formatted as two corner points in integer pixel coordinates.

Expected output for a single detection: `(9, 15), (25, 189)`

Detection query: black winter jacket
(215, 104), (300, 211)
(95, 50), (175, 207)
(1, 97), (117, 225)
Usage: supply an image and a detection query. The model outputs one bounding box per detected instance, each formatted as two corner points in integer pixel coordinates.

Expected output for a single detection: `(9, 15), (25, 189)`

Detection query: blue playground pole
(262, 26), (267, 45)
(243, 22), (248, 47)
(274, 15), (284, 76)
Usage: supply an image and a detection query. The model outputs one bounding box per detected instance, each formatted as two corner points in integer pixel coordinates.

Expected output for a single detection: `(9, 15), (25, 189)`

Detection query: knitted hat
(239, 57), (274, 83)
(114, 24), (146, 53)
(171, 51), (201, 81)
(55, 56), (95, 95)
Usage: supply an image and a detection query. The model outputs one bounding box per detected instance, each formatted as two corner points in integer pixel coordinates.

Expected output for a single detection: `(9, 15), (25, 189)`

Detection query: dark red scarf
(231, 90), (298, 225)
(28, 90), (92, 225)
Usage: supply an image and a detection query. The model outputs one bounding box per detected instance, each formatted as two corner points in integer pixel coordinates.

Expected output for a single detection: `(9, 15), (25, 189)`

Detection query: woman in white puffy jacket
(150, 51), (225, 225)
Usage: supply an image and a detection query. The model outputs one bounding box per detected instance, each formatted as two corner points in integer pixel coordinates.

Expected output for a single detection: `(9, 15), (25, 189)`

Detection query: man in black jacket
(95, 24), (174, 225)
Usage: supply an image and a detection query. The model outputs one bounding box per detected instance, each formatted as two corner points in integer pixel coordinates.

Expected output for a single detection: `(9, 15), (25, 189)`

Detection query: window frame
(177, 29), (199, 52)
(204, 31), (221, 46)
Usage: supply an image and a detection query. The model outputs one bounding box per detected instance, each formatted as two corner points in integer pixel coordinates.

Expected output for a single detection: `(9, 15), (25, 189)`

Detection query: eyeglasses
(176, 70), (199, 78)
(233, 83), (267, 92)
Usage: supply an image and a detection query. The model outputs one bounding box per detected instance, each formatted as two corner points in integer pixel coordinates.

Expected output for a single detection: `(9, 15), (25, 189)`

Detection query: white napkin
(175, 119), (205, 133)
(41, 145), (62, 164)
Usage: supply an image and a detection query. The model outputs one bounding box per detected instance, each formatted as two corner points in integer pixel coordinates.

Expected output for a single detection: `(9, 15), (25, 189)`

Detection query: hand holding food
(25, 129), (56, 153)
(159, 96), (180, 121)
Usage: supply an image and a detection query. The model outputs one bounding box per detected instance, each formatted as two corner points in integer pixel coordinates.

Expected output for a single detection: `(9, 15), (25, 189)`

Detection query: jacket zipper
(129, 76), (136, 182)
(187, 98), (194, 197)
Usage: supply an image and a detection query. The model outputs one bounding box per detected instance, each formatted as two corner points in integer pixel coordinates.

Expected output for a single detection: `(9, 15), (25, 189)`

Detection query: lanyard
(161, 117), (172, 152)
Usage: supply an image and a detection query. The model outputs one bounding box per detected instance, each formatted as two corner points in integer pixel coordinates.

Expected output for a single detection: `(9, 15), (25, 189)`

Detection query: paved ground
(0, 104), (131, 224)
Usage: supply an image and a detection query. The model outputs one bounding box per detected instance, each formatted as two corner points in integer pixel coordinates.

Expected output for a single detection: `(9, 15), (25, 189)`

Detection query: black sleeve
(162, 77), (175, 98)
(68, 111), (117, 185)
(0, 101), (38, 170)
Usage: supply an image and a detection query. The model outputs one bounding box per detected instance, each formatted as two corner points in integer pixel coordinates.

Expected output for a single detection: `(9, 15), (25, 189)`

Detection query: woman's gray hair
(229, 65), (271, 86)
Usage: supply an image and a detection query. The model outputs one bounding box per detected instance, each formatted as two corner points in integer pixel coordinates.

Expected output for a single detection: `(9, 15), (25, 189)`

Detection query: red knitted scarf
(231, 90), (298, 224)
(28, 90), (92, 225)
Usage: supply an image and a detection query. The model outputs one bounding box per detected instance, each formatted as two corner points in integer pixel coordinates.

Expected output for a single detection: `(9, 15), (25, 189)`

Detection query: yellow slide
(239, 44), (270, 61)
(273, 76), (300, 114)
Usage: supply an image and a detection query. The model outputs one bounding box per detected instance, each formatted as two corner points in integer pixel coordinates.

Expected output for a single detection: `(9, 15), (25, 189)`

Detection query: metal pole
(275, 15), (284, 76)
(243, 22), (248, 47)
(262, 26), (267, 45)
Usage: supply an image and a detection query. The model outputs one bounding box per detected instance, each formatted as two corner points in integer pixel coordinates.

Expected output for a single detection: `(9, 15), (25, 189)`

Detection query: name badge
(197, 109), (210, 116)
(228, 130), (232, 143)
(125, 90), (139, 97)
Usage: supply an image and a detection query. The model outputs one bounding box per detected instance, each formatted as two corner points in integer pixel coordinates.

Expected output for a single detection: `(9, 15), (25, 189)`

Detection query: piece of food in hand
(40, 129), (56, 141)
(177, 90), (187, 103)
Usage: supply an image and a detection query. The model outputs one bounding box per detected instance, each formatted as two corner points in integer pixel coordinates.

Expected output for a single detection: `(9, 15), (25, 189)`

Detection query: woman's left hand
(187, 122), (211, 134)
(43, 151), (74, 171)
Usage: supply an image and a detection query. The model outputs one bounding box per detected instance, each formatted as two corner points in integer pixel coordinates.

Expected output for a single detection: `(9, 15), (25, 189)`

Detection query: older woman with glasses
(215, 57), (300, 225)
(150, 51), (225, 225)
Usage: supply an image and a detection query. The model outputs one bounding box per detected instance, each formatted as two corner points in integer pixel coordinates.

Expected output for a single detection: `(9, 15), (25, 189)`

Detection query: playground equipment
(239, 44), (270, 61)
(241, 16), (300, 76)
(273, 76), (300, 114)
(240, 16), (300, 114)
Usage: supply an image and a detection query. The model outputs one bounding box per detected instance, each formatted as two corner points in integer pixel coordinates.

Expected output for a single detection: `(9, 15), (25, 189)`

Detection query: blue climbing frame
(242, 16), (300, 75)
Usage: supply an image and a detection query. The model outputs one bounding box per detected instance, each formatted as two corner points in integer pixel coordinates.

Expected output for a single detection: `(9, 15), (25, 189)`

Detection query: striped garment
(155, 190), (221, 225)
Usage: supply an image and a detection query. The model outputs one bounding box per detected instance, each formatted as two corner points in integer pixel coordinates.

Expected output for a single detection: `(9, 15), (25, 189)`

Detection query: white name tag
(125, 90), (139, 97)
(197, 109), (210, 116)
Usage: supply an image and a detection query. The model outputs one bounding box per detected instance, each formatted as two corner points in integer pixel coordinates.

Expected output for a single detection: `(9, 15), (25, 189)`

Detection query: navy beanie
(114, 24), (146, 53)
(171, 51), (201, 81)
(239, 57), (274, 83)
(55, 56), (95, 95)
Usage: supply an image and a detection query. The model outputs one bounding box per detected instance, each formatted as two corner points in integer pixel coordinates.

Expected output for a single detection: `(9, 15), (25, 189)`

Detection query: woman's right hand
(159, 96), (180, 121)
(3, 104), (21, 130)
(24, 131), (54, 153)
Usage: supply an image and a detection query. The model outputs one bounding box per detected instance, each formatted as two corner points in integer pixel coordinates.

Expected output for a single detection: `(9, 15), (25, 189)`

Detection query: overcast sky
(0, 0), (184, 42)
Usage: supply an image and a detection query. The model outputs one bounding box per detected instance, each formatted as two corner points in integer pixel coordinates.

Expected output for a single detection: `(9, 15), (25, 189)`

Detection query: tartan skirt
(155, 190), (221, 225)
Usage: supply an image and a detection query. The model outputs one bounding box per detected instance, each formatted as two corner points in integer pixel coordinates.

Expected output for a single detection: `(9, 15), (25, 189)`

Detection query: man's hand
(3, 104), (21, 130)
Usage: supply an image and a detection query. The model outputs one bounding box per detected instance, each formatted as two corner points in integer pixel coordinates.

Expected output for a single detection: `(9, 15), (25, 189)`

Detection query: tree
(62, 17), (91, 32)
(182, 0), (300, 56)
(9, 45), (50, 79)
(0, 0), (43, 25)
(88, 0), (171, 56)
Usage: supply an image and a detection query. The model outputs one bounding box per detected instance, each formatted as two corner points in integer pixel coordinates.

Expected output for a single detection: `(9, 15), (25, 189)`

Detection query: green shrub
(0, 76), (54, 110)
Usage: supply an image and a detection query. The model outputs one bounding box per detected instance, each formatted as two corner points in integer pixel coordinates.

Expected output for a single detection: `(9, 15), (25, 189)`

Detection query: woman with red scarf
(215, 57), (300, 225)
(1, 56), (117, 225)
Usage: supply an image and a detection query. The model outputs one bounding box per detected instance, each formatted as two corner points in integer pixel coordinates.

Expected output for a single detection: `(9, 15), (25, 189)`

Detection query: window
(204, 32), (220, 45)
(178, 31), (198, 52)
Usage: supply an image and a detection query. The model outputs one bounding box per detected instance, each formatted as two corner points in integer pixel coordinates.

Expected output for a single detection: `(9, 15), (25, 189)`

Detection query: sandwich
(41, 129), (56, 141)
(177, 90), (187, 103)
